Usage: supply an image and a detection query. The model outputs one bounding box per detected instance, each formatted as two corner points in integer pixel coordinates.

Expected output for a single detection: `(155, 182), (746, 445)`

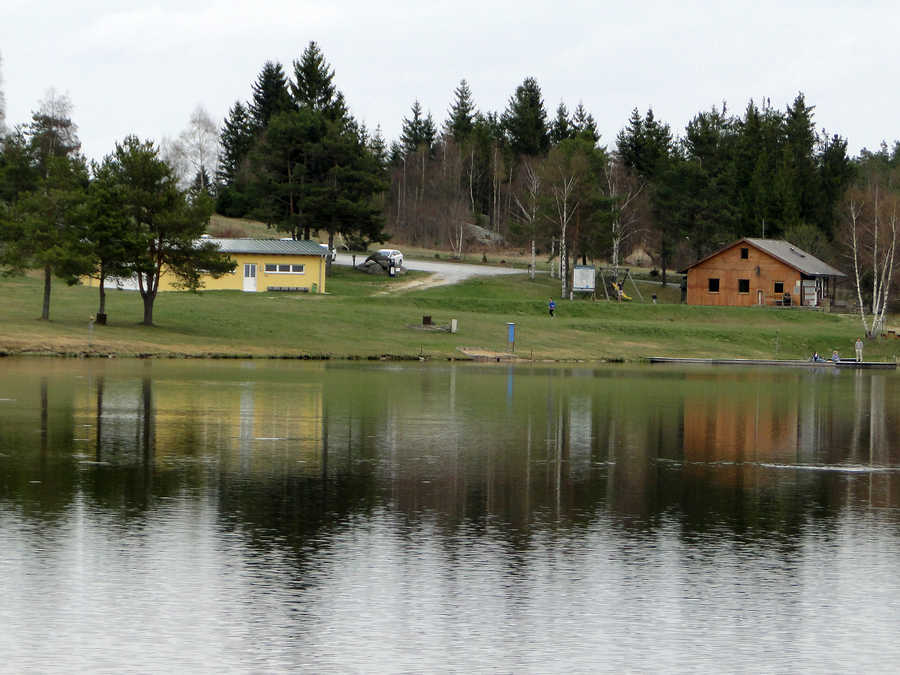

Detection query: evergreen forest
(2, 41), (900, 308)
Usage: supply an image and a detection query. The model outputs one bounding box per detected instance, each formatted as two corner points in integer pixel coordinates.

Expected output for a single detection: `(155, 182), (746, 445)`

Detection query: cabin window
(774, 281), (784, 294)
(738, 279), (750, 293)
(265, 263), (305, 274)
(740, 247), (749, 259)
(708, 278), (720, 292)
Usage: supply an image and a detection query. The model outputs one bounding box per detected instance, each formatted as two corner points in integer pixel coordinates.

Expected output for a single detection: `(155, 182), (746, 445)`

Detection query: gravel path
(333, 253), (521, 291)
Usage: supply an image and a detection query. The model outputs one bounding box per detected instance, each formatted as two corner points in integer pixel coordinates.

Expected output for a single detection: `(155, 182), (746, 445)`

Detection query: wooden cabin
(682, 238), (845, 309)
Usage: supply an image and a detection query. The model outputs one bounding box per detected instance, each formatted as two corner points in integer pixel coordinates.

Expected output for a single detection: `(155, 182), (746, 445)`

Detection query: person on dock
(855, 337), (864, 362)
(548, 298), (556, 318)
(812, 352), (824, 362)
(832, 350), (840, 363)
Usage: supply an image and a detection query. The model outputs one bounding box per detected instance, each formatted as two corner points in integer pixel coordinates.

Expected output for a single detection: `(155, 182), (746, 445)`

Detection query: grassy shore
(1, 266), (896, 363)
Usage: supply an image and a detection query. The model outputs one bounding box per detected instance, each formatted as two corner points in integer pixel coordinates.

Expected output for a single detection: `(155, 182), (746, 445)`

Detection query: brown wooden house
(682, 238), (845, 309)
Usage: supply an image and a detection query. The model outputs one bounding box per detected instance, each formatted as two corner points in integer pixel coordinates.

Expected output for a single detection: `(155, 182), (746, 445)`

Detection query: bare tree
(543, 146), (585, 297)
(0, 51), (6, 136)
(846, 179), (898, 338)
(165, 105), (219, 191)
(513, 160), (541, 279)
(604, 155), (646, 279)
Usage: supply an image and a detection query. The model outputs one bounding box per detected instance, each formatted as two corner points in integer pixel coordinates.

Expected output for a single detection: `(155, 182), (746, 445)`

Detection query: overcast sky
(3, 0), (898, 164)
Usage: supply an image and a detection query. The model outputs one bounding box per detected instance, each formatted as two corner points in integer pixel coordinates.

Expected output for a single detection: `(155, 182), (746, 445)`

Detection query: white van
(377, 249), (403, 268)
(319, 243), (336, 263)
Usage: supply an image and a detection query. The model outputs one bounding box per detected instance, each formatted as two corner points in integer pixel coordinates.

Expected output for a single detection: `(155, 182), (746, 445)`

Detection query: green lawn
(0, 268), (895, 363)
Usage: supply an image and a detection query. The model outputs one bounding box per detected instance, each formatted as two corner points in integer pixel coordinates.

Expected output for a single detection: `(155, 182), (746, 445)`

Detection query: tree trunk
(530, 239), (535, 281)
(142, 293), (156, 326)
(326, 231), (334, 275)
(97, 270), (108, 324)
(41, 265), (51, 320)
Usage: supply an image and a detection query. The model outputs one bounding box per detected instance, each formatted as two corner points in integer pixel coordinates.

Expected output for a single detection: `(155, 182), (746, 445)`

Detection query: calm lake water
(2, 358), (900, 673)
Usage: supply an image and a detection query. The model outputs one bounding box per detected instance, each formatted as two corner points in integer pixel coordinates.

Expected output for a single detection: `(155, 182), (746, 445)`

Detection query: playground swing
(598, 268), (644, 303)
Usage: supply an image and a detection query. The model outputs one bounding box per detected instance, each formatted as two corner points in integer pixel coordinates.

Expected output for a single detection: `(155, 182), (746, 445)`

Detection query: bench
(267, 286), (309, 292)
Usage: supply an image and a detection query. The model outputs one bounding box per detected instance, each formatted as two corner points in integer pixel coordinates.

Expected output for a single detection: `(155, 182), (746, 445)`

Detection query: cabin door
(242, 263), (257, 292)
(757, 290), (763, 306)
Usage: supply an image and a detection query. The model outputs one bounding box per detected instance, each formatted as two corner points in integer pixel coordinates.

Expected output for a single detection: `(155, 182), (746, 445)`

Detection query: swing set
(598, 268), (644, 302)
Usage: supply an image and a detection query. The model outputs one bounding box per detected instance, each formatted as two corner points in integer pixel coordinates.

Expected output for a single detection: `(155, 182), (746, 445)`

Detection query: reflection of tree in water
(5, 361), (900, 557)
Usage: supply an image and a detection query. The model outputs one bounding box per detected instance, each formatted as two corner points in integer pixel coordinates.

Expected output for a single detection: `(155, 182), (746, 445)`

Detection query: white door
(243, 263), (257, 292)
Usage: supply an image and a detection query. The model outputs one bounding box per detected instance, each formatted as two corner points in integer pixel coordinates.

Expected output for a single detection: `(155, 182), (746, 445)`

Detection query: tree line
(2, 43), (899, 328)
(215, 41), (387, 258)
(0, 92), (233, 325)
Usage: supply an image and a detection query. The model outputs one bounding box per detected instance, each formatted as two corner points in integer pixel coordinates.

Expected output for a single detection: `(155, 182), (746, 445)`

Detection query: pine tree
(217, 100), (254, 186)
(550, 101), (572, 145)
(502, 77), (549, 157)
(444, 79), (476, 142)
(368, 125), (389, 170)
(0, 92), (91, 320)
(783, 92), (819, 227)
(571, 102), (600, 145)
(400, 100), (437, 155)
(290, 41), (348, 122)
(248, 61), (294, 133)
(617, 107), (673, 179)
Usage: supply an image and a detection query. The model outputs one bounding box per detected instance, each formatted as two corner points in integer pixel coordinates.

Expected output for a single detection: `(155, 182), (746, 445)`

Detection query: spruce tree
(444, 79), (476, 142)
(248, 61), (294, 133)
(216, 100), (254, 186)
(550, 101), (572, 145)
(400, 100), (437, 155)
(291, 41), (348, 122)
(571, 102), (600, 145)
(368, 125), (389, 170)
(502, 77), (549, 157)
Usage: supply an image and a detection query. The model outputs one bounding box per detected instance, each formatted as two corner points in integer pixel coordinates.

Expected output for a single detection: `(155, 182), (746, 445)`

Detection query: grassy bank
(1, 267), (896, 363)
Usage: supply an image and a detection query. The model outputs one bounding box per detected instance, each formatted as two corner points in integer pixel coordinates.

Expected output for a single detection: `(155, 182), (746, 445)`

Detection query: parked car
(319, 243), (336, 263)
(376, 248), (403, 268)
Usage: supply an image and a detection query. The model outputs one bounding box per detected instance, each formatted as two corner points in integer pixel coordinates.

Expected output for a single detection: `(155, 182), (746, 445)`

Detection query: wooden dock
(647, 357), (897, 370)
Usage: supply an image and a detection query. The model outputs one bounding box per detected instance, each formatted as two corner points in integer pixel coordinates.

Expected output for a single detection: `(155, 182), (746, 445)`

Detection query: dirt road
(333, 253), (521, 292)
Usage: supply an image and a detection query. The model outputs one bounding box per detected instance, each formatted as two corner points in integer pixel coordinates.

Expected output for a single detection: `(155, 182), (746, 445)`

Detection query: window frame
(738, 279), (750, 294)
(740, 247), (749, 259)
(708, 278), (720, 293)
(264, 263), (305, 274)
(773, 281), (784, 294)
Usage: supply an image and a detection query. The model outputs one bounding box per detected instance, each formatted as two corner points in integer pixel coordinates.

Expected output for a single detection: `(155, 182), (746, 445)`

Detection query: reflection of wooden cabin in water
(683, 382), (803, 467)
(682, 238), (845, 309)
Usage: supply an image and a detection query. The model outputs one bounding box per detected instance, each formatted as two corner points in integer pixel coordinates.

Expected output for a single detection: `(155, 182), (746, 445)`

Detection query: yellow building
(90, 238), (328, 293)
(185, 238), (328, 293)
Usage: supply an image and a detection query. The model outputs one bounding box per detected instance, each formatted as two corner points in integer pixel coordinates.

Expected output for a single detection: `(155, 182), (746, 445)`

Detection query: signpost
(572, 266), (596, 299)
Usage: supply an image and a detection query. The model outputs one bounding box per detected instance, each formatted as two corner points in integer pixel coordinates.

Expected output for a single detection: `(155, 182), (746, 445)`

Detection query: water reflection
(3, 360), (900, 670)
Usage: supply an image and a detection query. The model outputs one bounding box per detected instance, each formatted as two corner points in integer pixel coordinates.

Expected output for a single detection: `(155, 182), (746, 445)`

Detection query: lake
(2, 358), (900, 673)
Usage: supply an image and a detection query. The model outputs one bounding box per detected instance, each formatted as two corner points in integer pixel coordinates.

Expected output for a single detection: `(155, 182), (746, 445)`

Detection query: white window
(265, 263), (305, 274)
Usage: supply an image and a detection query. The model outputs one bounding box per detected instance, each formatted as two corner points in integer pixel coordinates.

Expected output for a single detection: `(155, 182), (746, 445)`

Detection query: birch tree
(604, 155), (646, 278)
(542, 143), (586, 297)
(846, 177), (898, 338)
(165, 105), (219, 193)
(513, 160), (540, 279)
(0, 52), (6, 136)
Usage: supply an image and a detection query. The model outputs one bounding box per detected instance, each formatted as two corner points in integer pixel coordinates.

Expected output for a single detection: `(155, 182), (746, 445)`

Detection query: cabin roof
(683, 238), (845, 277)
(203, 238), (326, 256)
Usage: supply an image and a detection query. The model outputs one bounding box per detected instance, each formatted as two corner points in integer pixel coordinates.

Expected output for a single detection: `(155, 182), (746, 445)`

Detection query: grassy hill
(0, 266), (893, 363)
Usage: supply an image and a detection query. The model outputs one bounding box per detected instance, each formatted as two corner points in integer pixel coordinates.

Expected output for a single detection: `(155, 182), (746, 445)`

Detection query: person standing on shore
(855, 337), (864, 362)
(548, 298), (556, 318)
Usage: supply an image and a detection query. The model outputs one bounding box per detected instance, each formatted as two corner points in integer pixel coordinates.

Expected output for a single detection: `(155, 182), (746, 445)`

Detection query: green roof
(204, 238), (326, 256)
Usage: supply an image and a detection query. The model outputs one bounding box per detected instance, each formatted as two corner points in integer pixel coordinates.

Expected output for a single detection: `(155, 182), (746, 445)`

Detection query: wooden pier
(647, 357), (897, 370)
